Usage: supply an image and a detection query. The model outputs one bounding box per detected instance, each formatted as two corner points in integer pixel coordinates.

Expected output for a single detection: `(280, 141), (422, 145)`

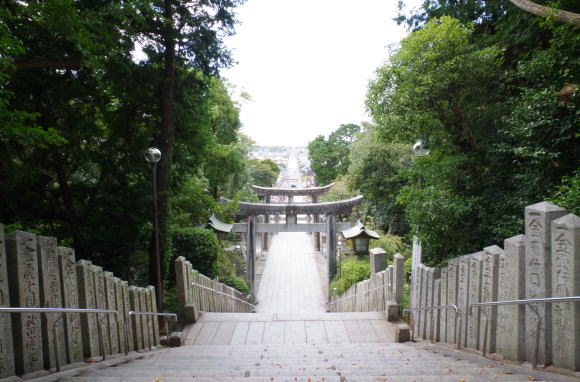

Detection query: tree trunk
(509, 0), (580, 26)
(150, 0), (176, 311)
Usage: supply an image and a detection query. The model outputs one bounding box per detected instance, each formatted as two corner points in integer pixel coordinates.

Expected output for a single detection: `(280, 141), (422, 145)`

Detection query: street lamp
(145, 147), (162, 310)
(412, 140), (430, 156)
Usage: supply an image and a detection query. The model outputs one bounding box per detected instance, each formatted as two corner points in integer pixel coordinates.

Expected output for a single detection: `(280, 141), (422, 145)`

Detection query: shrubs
(219, 275), (250, 295)
(330, 255), (371, 295)
(172, 227), (220, 278)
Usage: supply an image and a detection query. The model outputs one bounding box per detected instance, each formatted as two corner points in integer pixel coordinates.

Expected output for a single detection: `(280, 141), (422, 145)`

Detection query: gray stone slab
(37, 236), (66, 370)
(425, 268), (434, 340)
(6, 230), (44, 375)
(551, 214), (580, 371)
(393, 253), (404, 304)
(370, 248), (387, 275)
(420, 265), (428, 339)
(432, 277), (441, 342)
(446, 259), (458, 345)
(104, 272), (119, 355)
(129, 287), (143, 351)
(76, 260), (99, 359)
(439, 267), (448, 343)
(467, 252), (482, 350)
(524, 201), (566, 365)
(497, 235), (526, 362)
(0, 224), (15, 379)
(139, 288), (151, 349)
(57, 247), (83, 364)
(480, 245), (501, 354)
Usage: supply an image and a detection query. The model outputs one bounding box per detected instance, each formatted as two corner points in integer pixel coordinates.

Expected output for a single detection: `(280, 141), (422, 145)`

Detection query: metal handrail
(191, 281), (255, 308)
(469, 295), (580, 368)
(403, 305), (462, 349)
(0, 307), (117, 371)
(125, 311), (177, 354)
(328, 284), (391, 305)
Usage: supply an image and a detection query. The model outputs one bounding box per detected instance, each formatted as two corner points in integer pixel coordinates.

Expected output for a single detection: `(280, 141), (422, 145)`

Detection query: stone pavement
(256, 232), (326, 314)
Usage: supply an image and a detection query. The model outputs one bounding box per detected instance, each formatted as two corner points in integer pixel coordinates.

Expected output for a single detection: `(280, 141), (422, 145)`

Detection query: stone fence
(0, 224), (161, 380)
(410, 202), (579, 371)
(328, 249), (404, 317)
(175, 256), (254, 322)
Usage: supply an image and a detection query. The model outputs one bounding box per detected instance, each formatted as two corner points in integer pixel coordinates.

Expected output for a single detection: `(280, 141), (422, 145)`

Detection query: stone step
(59, 376), (536, 382)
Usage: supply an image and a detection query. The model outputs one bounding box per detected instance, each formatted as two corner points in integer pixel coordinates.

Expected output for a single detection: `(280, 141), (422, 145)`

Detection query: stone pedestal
(57, 247), (83, 364)
(6, 231), (44, 375)
(551, 214), (580, 370)
(37, 236), (66, 370)
(524, 202), (566, 365)
(497, 235), (526, 362)
(370, 248), (387, 275)
(0, 224), (16, 379)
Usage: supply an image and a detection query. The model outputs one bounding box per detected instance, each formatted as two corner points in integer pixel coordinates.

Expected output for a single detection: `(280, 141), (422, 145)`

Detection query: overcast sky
(222, 0), (420, 147)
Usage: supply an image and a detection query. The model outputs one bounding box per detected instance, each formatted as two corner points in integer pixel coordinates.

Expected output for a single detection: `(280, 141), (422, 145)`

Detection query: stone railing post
(6, 231), (44, 377)
(37, 236), (66, 369)
(370, 248), (387, 275)
(551, 213), (579, 371)
(524, 202), (566, 366)
(392, 253), (404, 304)
(0, 224), (16, 379)
(57, 247), (83, 364)
(129, 286), (143, 351)
(76, 260), (99, 360)
(175, 256), (197, 323)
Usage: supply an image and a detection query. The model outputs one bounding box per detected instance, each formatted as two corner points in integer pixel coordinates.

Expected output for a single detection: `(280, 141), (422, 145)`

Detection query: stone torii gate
(222, 195), (364, 297)
(251, 183), (335, 252)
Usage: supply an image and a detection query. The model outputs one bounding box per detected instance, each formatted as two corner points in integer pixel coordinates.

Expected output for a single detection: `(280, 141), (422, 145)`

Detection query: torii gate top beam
(221, 195), (364, 216)
(251, 183), (335, 197)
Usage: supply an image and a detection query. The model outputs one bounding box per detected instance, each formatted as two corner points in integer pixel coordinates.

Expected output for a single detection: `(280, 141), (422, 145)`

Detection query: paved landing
(256, 232), (326, 314)
(183, 312), (395, 345)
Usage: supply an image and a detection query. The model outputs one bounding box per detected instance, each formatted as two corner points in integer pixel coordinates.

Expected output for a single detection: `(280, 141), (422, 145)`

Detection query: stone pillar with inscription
(370, 248), (387, 275)
(6, 231), (44, 376)
(148, 286), (160, 346)
(122, 281), (134, 352)
(104, 272), (119, 355)
(139, 288), (151, 349)
(525, 202), (566, 365)
(425, 268), (434, 340)
(446, 258), (459, 344)
(433, 277), (441, 342)
(420, 265), (428, 339)
(392, 253), (405, 305)
(92, 265), (110, 356)
(0, 224), (16, 380)
(76, 260), (100, 359)
(480, 246), (501, 354)
(412, 264), (423, 337)
(58, 247), (83, 364)
(129, 286), (143, 351)
(113, 277), (126, 354)
(439, 267), (448, 343)
(457, 254), (470, 348)
(551, 213), (580, 371)
(37, 236), (66, 370)
(497, 235), (526, 362)
(467, 252), (482, 350)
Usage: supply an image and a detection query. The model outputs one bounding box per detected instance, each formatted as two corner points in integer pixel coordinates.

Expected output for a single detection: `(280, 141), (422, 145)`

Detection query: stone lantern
(340, 220), (380, 256)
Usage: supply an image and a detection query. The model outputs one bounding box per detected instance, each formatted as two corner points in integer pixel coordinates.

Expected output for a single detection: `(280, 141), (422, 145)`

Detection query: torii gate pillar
(246, 215), (257, 298)
(312, 195), (321, 252)
(326, 215), (337, 283)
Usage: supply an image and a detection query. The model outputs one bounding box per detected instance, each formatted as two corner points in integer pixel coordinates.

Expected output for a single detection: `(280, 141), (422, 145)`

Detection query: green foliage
(248, 159), (280, 187)
(330, 256), (371, 295)
(551, 172), (580, 215)
(219, 275), (249, 295)
(171, 227), (220, 278)
(308, 123), (360, 185)
(370, 234), (410, 258)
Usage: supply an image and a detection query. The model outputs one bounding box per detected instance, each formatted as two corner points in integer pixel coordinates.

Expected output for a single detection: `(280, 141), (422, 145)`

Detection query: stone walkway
(256, 232), (326, 314)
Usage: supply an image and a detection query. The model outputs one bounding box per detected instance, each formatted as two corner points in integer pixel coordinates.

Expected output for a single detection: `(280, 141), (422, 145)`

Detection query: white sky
(222, 0), (420, 147)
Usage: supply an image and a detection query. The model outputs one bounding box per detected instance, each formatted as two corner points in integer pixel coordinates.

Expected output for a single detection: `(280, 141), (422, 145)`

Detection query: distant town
(250, 146), (315, 191)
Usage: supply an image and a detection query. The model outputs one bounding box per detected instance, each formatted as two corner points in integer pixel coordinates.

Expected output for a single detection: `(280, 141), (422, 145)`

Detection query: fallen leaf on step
(154, 377), (165, 382)
(528, 377), (537, 381)
(459, 379), (466, 382)
(255, 362), (261, 366)
(504, 370), (513, 374)
(379, 372), (385, 376)
(485, 365), (493, 368)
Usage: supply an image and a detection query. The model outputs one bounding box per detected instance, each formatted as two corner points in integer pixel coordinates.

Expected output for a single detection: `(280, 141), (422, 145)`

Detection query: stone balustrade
(175, 256), (254, 323)
(329, 250), (405, 318)
(0, 225), (161, 380)
(410, 202), (580, 371)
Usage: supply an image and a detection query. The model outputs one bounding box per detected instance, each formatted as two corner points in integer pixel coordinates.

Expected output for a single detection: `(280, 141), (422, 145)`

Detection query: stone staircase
(48, 312), (579, 382)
